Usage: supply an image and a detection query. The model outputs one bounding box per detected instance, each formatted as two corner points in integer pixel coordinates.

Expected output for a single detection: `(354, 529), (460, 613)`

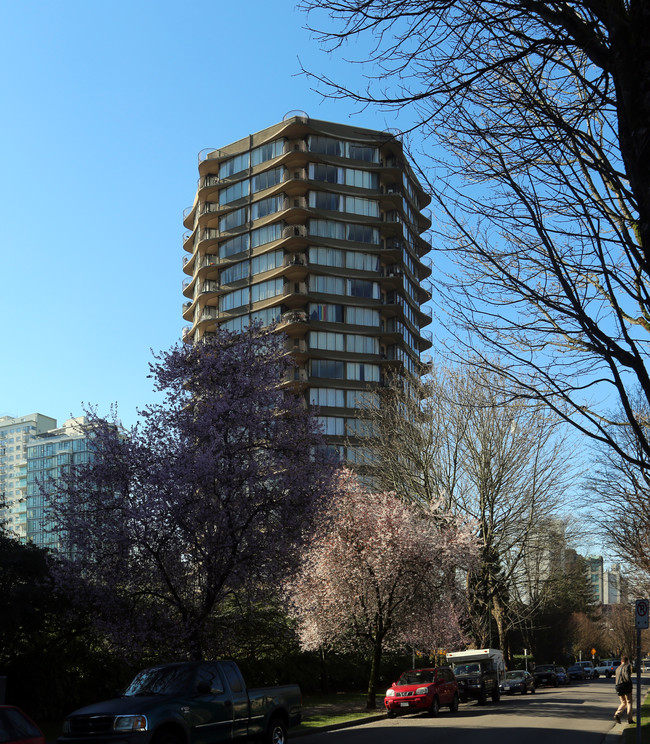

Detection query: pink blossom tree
(287, 469), (479, 709)
(50, 325), (338, 661)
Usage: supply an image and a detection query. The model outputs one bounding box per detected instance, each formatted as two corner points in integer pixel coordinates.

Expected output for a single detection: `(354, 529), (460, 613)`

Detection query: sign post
(635, 599), (648, 744)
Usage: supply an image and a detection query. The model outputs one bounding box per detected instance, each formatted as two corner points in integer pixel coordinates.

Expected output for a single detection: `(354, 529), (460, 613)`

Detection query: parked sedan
(534, 664), (559, 687)
(567, 663), (585, 680)
(500, 670), (535, 695)
(0, 706), (45, 744)
(555, 666), (569, 685)
(576, 661), (597, 679)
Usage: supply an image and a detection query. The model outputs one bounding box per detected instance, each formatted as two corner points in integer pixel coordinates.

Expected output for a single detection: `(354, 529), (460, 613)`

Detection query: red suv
(384, 666), (459, 717)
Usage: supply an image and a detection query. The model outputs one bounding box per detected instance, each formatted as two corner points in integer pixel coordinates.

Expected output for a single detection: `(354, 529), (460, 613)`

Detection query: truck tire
(491, 687), (500, 703)
(264, 717), (287, 744)
(152, 732), (183, 744)
(477, 688), (487, 705)
(428, 696), (440, 716)
(449, 693), (459, 713)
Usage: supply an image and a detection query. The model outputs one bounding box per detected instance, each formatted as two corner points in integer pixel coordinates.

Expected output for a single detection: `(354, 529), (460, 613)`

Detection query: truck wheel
(153, 732), (182, 744)
(492, 687), (500, 703)
(478, 688), (487, 705)
(264, 718), (287, 744)
(449, 693), (459, 713)
(429, 696), (440, 717)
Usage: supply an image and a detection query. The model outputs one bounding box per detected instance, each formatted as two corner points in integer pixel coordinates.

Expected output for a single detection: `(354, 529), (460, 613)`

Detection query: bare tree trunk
(366, 638), (384, 710)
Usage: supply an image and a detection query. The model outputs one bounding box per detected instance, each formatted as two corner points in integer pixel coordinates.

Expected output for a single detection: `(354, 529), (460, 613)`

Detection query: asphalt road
(302, 675), (647, 744)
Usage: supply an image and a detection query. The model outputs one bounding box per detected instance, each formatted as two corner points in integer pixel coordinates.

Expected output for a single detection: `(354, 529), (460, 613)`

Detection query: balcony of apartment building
(282, 364), (309, 390)
(379, 263), (404, 291)
(277, 308), (309, 335)
(282, 279), (310, 309)
(281, 252), (308, 281)
(285, 337), (309, 363)
(418, 327), (434, 352)
(281, 224), (309, 248)
(381, 236), (406, 261)
(417, 279), (433, 304)
(418, 254), (434, 280)
(281, 166), (309, 197)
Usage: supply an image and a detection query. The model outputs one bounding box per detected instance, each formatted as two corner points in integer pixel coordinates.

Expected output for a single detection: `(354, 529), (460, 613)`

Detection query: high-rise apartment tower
(0, 412), (57, 539)
(182, 115), (433, 462)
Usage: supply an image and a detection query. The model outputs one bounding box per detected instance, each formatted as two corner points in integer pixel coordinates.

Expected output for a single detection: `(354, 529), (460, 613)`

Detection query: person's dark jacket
(615, 661), (633, 694)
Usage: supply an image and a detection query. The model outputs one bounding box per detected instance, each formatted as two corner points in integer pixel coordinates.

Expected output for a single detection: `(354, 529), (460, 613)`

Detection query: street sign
(636, 598), (649, 629)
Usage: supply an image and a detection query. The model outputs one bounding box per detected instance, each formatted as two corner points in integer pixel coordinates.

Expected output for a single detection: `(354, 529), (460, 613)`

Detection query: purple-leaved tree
(51, 326), (338, 661)
(286, 469), (479, 709)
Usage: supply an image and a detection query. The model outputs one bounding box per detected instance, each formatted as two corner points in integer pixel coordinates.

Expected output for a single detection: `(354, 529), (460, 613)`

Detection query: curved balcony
(282, 196), (308, 211)
(282, 252), (308, 281)
(417, 279), (433, 303)
(282, 224), (308, 242)
(418, 305), (433, 325)
(282, 280), (309, 309)
(418, 328), (434, 352)
(278, 309), (309, 334)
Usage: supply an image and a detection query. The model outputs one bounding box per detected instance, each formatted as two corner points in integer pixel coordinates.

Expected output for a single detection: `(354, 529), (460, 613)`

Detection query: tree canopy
(51, 326), (339, 660)
(287, 469), (478, 708)
(300, 0), (650, 471)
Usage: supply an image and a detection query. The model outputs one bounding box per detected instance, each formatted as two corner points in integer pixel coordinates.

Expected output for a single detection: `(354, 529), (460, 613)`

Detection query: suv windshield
(124, 665), (193, 696)
(536, 665), (554, 672)
(397, 670), (435, 685)
(453, 664), (480, 675)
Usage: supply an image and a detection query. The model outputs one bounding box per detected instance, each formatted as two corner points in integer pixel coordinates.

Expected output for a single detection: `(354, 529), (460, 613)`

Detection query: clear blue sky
(0, 0), (413, 428)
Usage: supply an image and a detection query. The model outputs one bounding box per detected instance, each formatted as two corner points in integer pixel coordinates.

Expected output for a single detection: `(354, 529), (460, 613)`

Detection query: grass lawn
(295, 691), (385, 730)
(624, 690), (650, 744)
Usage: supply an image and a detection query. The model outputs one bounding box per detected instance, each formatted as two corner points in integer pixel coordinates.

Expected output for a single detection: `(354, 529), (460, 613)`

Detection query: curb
(293, 713), (387, 737)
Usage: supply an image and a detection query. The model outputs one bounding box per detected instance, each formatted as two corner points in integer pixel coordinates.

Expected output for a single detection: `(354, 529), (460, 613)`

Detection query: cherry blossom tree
(287, 469), (478, 709)
(51, 325), (338, 661)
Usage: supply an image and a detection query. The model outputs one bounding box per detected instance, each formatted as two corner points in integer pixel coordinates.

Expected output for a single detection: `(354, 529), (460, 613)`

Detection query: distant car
(0, 706), (45, 744)
(555, 666), (569, 685)
(595, 659), (619, 678)
(576, 661), (597, 679)
(500, 670), (535, 695)
(567, 663), (585, 680)
(385, 667), (459, 717)
(534, 664), (559, 687)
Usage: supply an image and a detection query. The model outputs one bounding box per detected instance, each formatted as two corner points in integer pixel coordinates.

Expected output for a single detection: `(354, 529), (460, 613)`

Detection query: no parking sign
(636, 598), (649, 629)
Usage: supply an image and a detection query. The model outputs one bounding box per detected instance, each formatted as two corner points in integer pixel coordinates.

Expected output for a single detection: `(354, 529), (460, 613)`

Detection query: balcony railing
(283, 167), (308, 182)
(283, 253), (307, 268)
(283, 196), (308, 210)
(282, 224), (308, 239)
(202, 174), (221, 188)
(283, 281), (308, 296)
(283, 139), (307, 154)
(200, 307), (220, 321)
(280, 309), (309, 325)
(383, 237), (403, 251)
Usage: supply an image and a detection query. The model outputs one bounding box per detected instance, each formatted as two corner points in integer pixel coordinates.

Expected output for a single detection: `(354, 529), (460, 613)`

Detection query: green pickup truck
(58, 661), (301, 744)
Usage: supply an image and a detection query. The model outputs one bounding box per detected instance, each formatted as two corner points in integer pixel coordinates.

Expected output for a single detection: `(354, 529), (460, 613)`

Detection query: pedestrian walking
(613, 655), (635, 724)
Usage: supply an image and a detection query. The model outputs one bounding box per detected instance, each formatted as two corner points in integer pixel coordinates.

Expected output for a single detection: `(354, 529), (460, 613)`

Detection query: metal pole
(637, 627), (642, 744)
